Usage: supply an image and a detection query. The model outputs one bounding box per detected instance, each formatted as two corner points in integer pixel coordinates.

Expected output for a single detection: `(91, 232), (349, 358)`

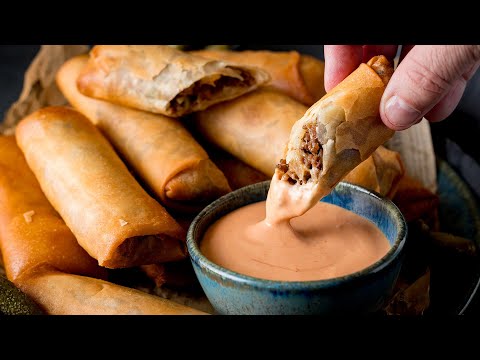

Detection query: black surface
(1, 45), (479, 315)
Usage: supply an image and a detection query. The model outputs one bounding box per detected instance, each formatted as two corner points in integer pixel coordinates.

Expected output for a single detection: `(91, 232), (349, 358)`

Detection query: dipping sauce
(201, 201), (391, 281)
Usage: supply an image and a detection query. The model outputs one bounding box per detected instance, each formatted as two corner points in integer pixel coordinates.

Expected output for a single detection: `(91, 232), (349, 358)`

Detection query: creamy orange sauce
(201, 200), (391, 281)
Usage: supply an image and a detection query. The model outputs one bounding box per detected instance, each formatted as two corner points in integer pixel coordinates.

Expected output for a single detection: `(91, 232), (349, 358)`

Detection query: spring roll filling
(276, 123), (323, 185)
(168, 68), (255, 115)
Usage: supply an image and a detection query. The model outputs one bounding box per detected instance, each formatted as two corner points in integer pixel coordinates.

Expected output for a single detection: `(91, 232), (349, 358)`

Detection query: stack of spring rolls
(0, 45), (431, 315)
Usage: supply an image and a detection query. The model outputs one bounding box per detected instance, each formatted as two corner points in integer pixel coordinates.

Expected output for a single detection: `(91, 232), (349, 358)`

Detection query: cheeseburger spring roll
(267, 55), (395, 223)
(76, 45), (270, 117)
(16, 107), (187, 268)
(192, 49), (326, 106)
(0, 135), (106, 283)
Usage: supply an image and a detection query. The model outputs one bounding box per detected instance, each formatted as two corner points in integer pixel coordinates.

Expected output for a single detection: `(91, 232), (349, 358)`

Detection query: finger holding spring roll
(268, 56), (396, 223)
(15, 107), (187, 268)
(57, 55), (231, 213)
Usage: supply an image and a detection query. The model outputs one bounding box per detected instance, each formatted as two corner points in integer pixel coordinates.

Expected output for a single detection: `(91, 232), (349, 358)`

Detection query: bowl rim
(187, 180), (407, 291)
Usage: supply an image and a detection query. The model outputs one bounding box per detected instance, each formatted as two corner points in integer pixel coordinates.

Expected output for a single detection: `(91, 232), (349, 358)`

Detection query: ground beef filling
(169, 69), (255, 115)
(276, 123), (323, 185)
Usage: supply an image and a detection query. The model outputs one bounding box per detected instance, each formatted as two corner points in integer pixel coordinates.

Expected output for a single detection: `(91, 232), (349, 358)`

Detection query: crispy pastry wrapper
(18, 270), (207, 315)
(57, 55), (231, 213)
(76, 45), (270, 117)
(15, 107), (187, 268)
(0, 135), (106, 283)
(192, 88), (308, 176)
(343, 145), (405, 199)
(191, 49), (325, 106)
(277, 56), (395, 206)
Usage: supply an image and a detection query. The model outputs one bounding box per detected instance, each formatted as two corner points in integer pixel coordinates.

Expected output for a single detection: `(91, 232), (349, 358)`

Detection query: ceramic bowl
(187, 181), (407, 315)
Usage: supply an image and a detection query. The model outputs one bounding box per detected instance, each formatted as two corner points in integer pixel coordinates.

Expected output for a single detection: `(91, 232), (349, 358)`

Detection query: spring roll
(15, 107), (187, 268)
(192, 88), (308, 177)
(0, 135), (106, 283)
(192, 49), (326, 106)
(18, 270), (207, 315)
(343, 146), (405, 199)
(268, 56), (395, 222)
(76, 45), (270, 117)
(57, 55), (231, 213)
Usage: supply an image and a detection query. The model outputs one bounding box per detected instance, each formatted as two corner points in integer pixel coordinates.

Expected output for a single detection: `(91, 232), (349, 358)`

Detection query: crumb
(23, 210), (35, 223)
(119, 219), (128, 227)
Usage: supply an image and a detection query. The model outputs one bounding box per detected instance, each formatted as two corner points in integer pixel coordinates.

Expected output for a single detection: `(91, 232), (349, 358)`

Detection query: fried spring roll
(192, 88), (308, 176)
(76, 45), (270, 117)
(269, 56), (395, 222)
(18, 270), (207, 315)
(57, 55), (231, 213)
(15, 107), (187, 268)
(0, 135), (106, 283)
(343, 146), (405, 199)
(192, 49), (326, 106)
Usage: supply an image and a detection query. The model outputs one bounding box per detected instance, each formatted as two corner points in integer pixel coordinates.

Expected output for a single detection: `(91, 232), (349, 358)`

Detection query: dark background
(1, 45), (479, 315)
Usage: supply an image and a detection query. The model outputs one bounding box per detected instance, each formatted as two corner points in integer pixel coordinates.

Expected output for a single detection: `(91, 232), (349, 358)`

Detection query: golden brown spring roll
(18, 270), (207, 315)
(268, 56), (395, 222)
(343, 146), (405, 199)
(15, 107), (187, 268)
(57, 55), (231, 213)
(76, 45), (270, 117)
(0, 135), (106, 283)
(192, 49), (326, 106)
(192, 88), (308, 177)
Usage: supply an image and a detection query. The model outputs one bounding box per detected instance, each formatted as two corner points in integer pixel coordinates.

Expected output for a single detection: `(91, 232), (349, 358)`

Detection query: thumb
(380, 45), (480, 130)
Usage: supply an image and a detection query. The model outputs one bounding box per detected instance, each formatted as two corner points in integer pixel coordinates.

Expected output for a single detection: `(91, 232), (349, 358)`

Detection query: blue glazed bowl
(187, 181), (407, 315)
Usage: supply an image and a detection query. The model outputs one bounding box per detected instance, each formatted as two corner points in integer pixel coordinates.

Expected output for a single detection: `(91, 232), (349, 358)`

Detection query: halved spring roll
(192, 49), (326, 106)
(15, 107), (187, 268)
(268, 56), (395, 222)
(57, 55), (231, 213)
(76, 45), (270, 117)
(191, 88), (308, 177)
(0, 135), (106, 283)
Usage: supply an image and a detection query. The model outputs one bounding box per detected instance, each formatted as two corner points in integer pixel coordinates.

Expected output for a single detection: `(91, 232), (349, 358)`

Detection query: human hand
(324, 45), (480, 130)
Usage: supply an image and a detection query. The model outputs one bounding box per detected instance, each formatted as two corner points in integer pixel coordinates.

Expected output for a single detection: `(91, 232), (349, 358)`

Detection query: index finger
(324, 45), (399, 92)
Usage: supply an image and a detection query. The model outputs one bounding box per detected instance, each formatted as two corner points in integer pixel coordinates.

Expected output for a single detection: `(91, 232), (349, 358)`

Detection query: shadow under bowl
(187, 181), (407, 315)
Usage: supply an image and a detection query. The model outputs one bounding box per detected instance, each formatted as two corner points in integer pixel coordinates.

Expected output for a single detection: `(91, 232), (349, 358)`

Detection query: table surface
(1, 45), (479, 315)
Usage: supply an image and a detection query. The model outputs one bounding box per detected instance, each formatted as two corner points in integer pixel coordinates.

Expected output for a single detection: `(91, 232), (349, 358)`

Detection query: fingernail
(384, 95), (422, 130)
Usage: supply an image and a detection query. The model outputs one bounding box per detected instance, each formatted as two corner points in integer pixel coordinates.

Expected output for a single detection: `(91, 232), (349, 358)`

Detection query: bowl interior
(187, 180), (407, 289)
